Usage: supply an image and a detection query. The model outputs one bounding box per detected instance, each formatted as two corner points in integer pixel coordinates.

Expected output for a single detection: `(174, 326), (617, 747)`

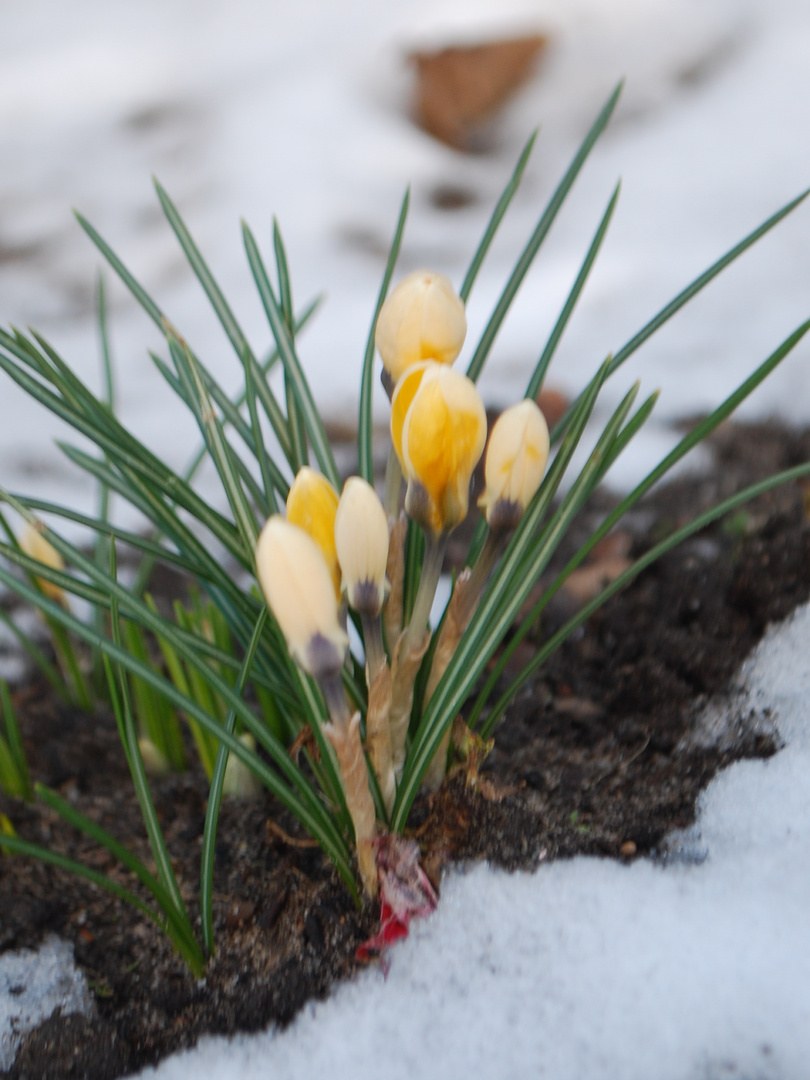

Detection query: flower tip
(392, 364), (486, 535)
(375, 269), (466, 385)
(286, 467), (341, 600)
(255, 516), (348, 679)
(334, 477), (389, 616)
(479, 399), (550, 531)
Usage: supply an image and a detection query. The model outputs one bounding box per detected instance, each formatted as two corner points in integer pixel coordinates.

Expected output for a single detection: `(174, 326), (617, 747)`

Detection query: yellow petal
(479, 399), (549, 530)
(18, 523), (67, 604)
(255, 516), (348, 678)
(390, 361), (434, 468)
(334, 477), (389, 616)
(286, 467), (341, 599)
(375, 270), (467, 384)
(399, 366), (487, 534)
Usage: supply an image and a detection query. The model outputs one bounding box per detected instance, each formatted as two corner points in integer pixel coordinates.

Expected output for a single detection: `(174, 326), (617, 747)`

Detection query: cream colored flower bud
(222, 732), (262, 800)
(479, 399), (550, 531)
(286, 467), (341, 600)
(375, 269), (467, 385)
(19, 523), (67, 604)
(255, 516), (348, 679)
(334, 477), (389, 617)
(138, 737), (172, 778)
(391, 362), (487, 535)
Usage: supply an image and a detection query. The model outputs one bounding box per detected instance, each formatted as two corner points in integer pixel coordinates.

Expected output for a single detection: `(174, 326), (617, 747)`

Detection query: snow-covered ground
(2, 0), (810, 1075)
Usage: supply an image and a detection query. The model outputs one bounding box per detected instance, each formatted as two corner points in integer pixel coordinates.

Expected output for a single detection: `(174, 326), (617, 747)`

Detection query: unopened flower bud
(222, 732), (262, 800)
(286, 467), (341, 599)
(479, 400), (550, 531)
(334, 477), (389, 617)
(375, 270), (467, 386)
(138, 737), (171, 778)
(19, 523), (67, 604)
(255, 516), (348, 679)
(391, 362), (487, 535)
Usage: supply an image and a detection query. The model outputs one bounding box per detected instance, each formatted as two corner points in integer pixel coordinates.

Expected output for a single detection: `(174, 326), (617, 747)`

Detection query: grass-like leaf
(466, 81), (623, 383)
(460, 130), (537, 304)
(482, 457), (810, 739)
(358, 187), (410, 483)
(474, 317), (810, 732)
(200, 609), (266, 955)
(243, 221), (341, 488)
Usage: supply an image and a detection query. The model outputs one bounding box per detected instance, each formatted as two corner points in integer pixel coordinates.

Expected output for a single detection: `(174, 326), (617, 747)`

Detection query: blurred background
(2, 0), (810, 515)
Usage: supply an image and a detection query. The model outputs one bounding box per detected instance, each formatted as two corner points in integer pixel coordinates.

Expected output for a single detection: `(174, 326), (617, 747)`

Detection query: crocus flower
(391, 362), (487, 535)
(334, 477), (389, 617)
(286, 467), (341, 599)
(19, 523), (67, 604)
(375, 270), (467, 387)
(255, 516), (348, 679)
(478, 399), (550, 532)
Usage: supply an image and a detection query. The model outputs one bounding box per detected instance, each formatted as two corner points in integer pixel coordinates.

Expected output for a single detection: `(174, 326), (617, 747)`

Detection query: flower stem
(459, 529), (506, 625)
(384, 449), (403, 518)
(319, 672), (352, 726)
(360, 613), (386, 682)
(405, 531), (447, 651)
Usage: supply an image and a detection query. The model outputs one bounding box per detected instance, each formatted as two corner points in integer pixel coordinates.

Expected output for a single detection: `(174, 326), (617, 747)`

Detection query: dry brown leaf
(562, 556), (634, 605)
(409, 34), (547, 150)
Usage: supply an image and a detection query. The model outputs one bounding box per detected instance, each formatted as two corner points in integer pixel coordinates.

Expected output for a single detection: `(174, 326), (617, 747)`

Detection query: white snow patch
(0, 935), (93, 1071)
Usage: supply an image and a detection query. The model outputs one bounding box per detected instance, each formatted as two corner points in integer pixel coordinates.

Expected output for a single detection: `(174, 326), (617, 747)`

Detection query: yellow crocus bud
(19, 523), (67, 604)
(375, 269), (467, 386)
(255, 516), (348, 679)
(478, 399), (550, 532)
(286, 467), (341, 599)
(391, 362), (487, 535)
(334, 477), (389, 617)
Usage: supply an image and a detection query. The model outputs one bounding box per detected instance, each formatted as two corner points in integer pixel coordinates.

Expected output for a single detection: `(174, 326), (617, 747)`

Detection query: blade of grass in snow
(166, 332), (259, 553)
(459, 130), (537, 304)
(242, 221), (341, 489)
(274, 219), (309, 472)
(93, 274), (115, 685)
(550, 187), (810, 443)
(525, 182), (621, 400)
(244, 349), (279, 514)
(152, 180), (295, 462)
(359, 187), (410, 483)
(75, 206), (294, 462)
(466, 81), (623, 383)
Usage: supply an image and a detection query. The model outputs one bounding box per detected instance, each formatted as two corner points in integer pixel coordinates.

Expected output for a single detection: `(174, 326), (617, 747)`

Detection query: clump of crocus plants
(1, 82), (810, 971)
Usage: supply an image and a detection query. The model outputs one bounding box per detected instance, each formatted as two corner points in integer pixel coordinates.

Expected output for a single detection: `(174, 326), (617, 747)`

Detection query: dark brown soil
(3, 418), (810, 1080)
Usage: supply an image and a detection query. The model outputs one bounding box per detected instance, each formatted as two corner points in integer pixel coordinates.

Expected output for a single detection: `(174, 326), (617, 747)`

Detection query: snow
(2, 0), (810, 1074)
(0, 935), (92, 1071)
